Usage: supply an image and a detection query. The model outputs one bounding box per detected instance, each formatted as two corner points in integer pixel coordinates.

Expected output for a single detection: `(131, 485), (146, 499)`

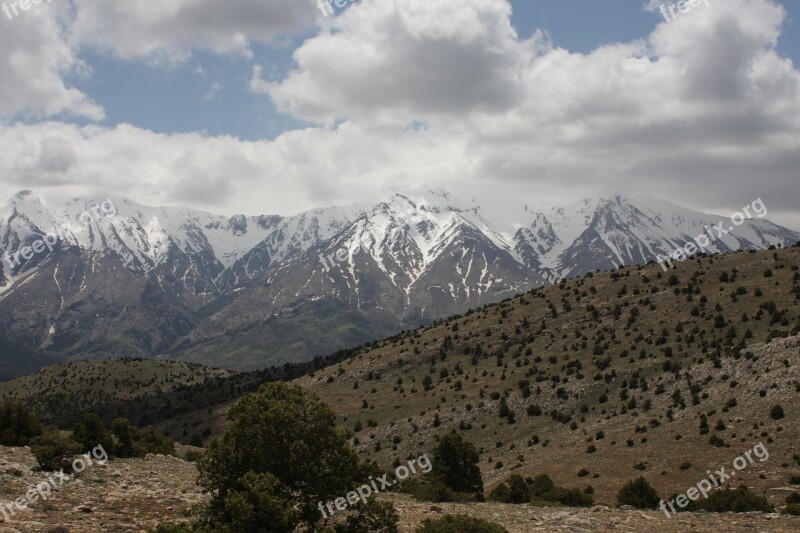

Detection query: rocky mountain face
(1, 189), (798, 370)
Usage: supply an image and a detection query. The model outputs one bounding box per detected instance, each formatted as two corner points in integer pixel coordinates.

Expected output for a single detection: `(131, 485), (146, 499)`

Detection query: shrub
(197, 382), (366, 531)
(0, 400), (42, 446)
(770, 405), (785, 420)
(431, 431), (484, 500)
(526, 474), (593, 507)
(29, 431), (82, 471)
(617, 477), (660, 509)
(416, 514), (508, 533)
(488, 475), (529, 504)
(398, 478), (473, 503)
(783, 504), (800, 516)
(109, 417), (174, 458)
(335, 499), (399, 533)
(72, 414), (115, 455)
(698, 486), (773, 514)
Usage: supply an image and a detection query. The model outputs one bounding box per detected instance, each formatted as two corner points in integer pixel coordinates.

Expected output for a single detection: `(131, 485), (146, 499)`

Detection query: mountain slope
(0, 189), (798, 370)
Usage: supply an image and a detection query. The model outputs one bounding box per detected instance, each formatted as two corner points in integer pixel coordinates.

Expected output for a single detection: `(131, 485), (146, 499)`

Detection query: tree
(111, 417), (138, 457)
(197, 382), (365, 530)
(432, 431), (484, 500)
(30, 431), (82, 471)
(617, 477), (660, 509)
(0, 400), (42, 446)
(73, 414), (115, 454)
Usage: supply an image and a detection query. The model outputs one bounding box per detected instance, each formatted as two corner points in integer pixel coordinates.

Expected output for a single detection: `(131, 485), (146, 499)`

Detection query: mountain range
(1, 188), (798, 371)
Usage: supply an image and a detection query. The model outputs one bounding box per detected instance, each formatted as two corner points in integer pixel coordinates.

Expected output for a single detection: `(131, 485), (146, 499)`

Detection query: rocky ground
(1, 446), (798, 532)
(388, 493), (800, 533)
(0, 446), (204, 532)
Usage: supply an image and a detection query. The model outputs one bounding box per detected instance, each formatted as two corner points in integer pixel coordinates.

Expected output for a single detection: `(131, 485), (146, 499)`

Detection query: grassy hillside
(0, 359), (236, 427)
(292, 246), (800, 505)
(3, 246), (799, 508)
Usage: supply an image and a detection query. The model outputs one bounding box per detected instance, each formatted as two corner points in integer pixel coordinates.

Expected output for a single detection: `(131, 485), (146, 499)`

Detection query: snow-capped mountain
(0, 189), (797, 370)
(513, 196), (797, 280)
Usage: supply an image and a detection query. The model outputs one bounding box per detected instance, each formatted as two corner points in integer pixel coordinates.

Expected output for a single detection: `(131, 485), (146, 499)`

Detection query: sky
(0, 0), (798, 230)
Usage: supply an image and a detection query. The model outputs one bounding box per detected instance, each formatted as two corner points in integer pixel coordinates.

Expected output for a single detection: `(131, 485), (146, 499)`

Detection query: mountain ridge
(1, 189), (798, 370)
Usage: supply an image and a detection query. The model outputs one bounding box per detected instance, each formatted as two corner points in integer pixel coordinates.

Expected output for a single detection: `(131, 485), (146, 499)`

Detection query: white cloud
(0, 2), (103, 120)
(68, 0), (321, 62)
(0, 0), (798, 231)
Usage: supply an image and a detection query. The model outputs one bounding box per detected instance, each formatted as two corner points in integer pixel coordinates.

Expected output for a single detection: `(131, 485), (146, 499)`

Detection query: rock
(0, 463), (26, 476)
(619, 505), (636, 511)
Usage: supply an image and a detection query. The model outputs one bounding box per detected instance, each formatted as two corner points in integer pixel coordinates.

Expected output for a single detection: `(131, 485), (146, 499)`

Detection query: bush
(488, 475), (529, 504)
(197, 382), (366, 531)
(617, 477), (660, 509)
(334, 499), (399, 533)
(398, 478), (472, 503)
(416, 514), (508, 533)
(72, 414), (115, 455)
(431, 431), (484, 500)
(110, 417), (174, 458)
(0, 400), (42, 446)
(770, 405), (785, 420)
(525, 474), (593, 507)
(783, 504), (800, 516)
(29, 431), (82, 471)
(698, 486), (773, 513)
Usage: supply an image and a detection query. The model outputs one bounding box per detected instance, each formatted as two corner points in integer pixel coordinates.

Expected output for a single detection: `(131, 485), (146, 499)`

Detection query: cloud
(0, 0), (798, 231)
(0, 2), (103, 120)
(68, 0), (321, 62)
(264, 0), (540, 125)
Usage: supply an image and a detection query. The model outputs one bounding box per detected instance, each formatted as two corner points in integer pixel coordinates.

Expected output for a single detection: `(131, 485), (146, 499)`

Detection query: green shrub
(617, 477), (660, 509)
(489, 475), (529, 504)
(72, 414), (115, 455)
(110, 417), (174, 458)
(0, 400), (42, 446)
(398, 478), (473, 503)
(783, 503), (800, 516)
(133, 426), (175, 456)
(416, 514), (508, 533)
(197, 382), (366, 531)
(698, 486), (773, 513)
(184, 450), (203, 463)
(430, 431), (484, 500)
(522, 474), (593, 507)
(30, 431), (82, 471)
(334, 499), (399, 533)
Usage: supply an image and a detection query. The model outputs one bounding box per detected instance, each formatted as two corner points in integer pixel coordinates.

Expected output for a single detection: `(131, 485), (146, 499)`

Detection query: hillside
(3, 246), (799, 511)
(291, 245), (800, 506)
(0, 359), (235, 428)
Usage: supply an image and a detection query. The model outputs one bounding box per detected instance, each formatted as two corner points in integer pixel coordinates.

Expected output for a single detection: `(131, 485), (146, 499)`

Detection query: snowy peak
(514, 195), (800, 281)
